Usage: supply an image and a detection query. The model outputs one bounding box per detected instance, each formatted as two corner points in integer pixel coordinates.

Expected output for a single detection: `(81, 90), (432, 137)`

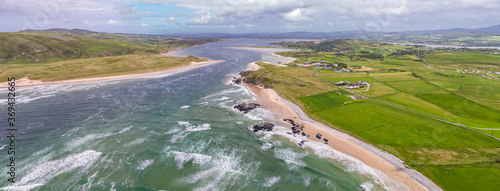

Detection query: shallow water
(0, 38), (404, 190)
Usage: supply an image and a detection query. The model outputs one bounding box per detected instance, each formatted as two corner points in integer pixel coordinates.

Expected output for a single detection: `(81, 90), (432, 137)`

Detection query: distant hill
(167, 25), (500, 39)
(20, 28), (98, 35)
(0, 30), (218, 64)
(0, 32), (136, 63)
(472, 24), (500, 33)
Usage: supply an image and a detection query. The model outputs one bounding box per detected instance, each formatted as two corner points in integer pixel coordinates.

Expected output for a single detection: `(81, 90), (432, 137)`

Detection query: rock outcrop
(316, 133), (323, 139)
(234, 103), (260, 113)
(252, 122), (275, 132)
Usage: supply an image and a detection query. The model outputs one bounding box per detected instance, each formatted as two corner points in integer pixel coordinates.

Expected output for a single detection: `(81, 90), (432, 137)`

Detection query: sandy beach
(244, 63), (441, 191)
(1, 59), (224, 88)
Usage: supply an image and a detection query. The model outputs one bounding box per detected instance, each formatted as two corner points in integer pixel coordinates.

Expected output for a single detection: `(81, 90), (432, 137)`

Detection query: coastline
(243, 63), (441, 191)
(0, 59), (224, 88)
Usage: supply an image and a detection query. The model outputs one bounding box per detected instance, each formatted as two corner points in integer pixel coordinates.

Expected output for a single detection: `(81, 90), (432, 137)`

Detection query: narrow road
(417, 49), (432, 69)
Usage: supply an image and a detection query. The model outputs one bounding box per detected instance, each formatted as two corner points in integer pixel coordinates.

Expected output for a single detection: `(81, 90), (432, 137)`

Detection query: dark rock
(298, 124), (305, 131)
(298, 141), (306, 147)
(252, 122), (274, 132)
(233, 78), (242, 84)
(301, 132), (306, 136)
(283, 119), (296, 126)
(234, 103), (260, 113)
(316, 133), (322, 139)
(291, 126), (301, 134)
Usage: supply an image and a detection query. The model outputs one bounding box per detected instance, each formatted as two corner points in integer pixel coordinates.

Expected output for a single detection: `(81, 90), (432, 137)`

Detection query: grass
(320, 76), (374, 83)
(384, 80), (448, 94)
(298, 90), (361, 113)
(359, 81), (399, 97)
(419, 167), (500, 191)
(314, 101), (499, 148)
(250, 41), (500, 191)
(417, 94), (500, 128)
(413, 69), (500, 110)
(380, 93), (457, 119)
(424, 51), (500, 69)
(0, 54), (205, 82)
(369, 72), (420, 82)
(383, 55), (426, 67)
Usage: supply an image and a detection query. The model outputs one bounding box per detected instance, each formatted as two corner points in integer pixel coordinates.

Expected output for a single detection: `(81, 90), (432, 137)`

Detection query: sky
(1, 0), (500, 34)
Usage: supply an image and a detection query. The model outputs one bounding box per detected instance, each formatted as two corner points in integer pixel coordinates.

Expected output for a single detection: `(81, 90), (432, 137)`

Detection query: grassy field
(251, 40), (500, 191)
(298, 90), (362, 113)
(369, 72), (420, 81)
(418, 94), (500, 129)
(0, 54), (205, 82)
(424, 51), (500, 69)
(419, 167), (500, 191)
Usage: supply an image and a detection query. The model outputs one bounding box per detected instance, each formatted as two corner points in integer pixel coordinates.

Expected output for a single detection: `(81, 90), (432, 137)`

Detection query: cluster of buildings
(296, 62), (326, 67)
(456, 69), (500, 79)
(347, 95), (363, 100)
(333, 81), (370, 89)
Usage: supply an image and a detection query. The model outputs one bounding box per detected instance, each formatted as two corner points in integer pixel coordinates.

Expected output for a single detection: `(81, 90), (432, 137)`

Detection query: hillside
(0, 30), (218, 64)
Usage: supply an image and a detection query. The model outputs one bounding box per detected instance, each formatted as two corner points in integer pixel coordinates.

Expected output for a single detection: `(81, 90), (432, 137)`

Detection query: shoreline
(243, 63), (441, 191)
(0, 59), (224, 88)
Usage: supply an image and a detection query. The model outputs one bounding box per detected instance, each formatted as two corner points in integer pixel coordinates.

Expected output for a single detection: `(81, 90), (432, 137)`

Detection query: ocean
(0, 38), (404, 191)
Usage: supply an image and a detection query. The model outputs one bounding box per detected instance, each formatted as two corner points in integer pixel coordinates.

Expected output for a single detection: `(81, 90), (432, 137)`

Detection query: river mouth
(1, 38), (403, 190)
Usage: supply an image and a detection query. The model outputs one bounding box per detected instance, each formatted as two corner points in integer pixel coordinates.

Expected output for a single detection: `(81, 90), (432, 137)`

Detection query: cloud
(141, 23), (148, 26)
(187, 10), (221, 25)
(115, 4), (140, 20)
(108, 20), (118, 25)
(2, 0), (500, 33)
(284, 9), (312, 22)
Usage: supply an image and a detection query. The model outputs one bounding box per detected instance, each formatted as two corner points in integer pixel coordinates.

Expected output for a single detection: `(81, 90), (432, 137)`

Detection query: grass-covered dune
(0, 54), (205, 82)
(0, 30), (219, 82)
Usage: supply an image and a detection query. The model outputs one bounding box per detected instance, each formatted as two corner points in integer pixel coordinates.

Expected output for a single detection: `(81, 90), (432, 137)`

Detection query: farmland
(250, 40), (500, 191)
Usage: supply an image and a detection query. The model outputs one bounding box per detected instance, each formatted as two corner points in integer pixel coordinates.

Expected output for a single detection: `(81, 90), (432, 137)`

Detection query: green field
(253, 40), (500, 191)
(298, 90), (362, 113)
(369, 72), (420, 81)
(315, 101), (498, 148)
(380, 93), (457, 119)
(418, 94), (500, 129)
(420, 167), (500, 191)
(384, 80), (448, 94)
(424, 51), (500, 69)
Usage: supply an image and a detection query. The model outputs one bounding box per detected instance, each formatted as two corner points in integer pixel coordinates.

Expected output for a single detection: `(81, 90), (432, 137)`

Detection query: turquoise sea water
(0, 39), (407, 190)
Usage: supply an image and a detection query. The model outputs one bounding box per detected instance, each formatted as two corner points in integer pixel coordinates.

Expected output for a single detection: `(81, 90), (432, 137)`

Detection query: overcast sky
(1, 0), (499, 34)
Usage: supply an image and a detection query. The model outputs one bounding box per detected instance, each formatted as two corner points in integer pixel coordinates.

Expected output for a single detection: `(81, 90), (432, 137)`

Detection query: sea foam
(11, 150), (102, 188)
(171, 151), (213, 169)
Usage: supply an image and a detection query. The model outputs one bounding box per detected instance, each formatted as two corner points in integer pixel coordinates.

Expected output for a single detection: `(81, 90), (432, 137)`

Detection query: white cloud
(187, 10), (220, 25)
(2, 0), (500, 33)
(284, 9), (312, 22)
(108, 20), (118, 25)
(141, 23), (148, 26)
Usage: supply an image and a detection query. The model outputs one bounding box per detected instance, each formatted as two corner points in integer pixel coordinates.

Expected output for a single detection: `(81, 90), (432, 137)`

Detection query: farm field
(260, 40), (500, 191)
(419, 167), (500, 191)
